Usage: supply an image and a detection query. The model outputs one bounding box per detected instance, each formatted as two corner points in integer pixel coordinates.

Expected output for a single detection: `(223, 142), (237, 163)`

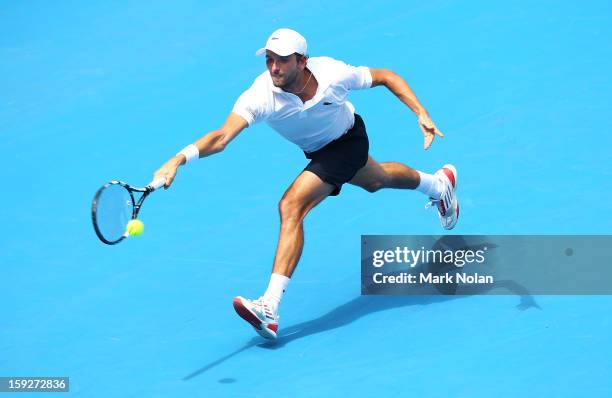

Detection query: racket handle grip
(147, 177), (167, 190)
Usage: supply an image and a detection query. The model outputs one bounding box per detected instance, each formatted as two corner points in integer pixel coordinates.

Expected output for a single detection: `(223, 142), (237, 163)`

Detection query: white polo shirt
(232, 56), (373, 153)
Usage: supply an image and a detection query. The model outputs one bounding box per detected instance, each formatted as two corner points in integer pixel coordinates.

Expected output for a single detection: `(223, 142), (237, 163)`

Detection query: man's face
(265, 50), (304, 89)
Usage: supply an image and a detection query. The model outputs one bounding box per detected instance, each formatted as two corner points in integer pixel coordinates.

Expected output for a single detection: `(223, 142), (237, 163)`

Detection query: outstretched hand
(418, 113), (444, 150)
(153, 156), (183, 189)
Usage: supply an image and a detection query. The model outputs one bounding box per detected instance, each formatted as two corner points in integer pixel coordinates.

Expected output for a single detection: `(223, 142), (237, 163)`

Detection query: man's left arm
(369, 68), (444, 150)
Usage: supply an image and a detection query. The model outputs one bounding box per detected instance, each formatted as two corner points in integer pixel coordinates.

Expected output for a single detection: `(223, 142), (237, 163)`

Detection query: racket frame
(91, 180), (155, 245)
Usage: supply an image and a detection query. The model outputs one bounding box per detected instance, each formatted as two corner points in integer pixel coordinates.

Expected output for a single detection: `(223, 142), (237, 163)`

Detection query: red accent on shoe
(439, 200), (446, 217)
(233, 297), (262, 330)
(442, 168), (456, 188)
(268, 324), (278, 333)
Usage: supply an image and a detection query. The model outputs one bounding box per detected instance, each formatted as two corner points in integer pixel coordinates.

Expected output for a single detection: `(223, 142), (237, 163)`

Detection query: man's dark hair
(294, 53), (308, 62)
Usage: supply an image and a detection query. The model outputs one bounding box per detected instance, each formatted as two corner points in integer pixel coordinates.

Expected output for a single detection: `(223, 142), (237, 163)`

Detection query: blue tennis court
(2, 1), (611, 396)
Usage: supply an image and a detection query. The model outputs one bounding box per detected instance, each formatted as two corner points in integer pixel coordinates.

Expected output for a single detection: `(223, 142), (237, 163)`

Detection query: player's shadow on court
(268, 235), (540, 348)
(183, 235), (540, 380)
(183, 290), (538, 380)
(262, 281), (538, 350)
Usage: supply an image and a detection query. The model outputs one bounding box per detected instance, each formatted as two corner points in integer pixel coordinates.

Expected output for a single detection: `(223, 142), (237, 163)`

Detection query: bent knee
(361, 179), (386, 193)
(278, 196), (307, 222)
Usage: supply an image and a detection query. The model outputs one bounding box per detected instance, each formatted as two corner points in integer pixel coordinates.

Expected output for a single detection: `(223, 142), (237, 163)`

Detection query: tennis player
(153, 28), (459, 339)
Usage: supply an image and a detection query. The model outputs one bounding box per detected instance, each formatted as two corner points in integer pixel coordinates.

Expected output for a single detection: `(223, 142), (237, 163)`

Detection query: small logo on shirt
(323, 102), (333, 105)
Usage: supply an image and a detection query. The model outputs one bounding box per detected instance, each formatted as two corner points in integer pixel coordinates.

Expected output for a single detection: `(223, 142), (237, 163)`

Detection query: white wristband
(177, 144), (199, 164)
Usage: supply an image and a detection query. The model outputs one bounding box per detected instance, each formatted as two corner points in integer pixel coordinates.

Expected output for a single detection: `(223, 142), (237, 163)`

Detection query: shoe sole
(232, 297), (277, 339)
(440, 164), (459, 230)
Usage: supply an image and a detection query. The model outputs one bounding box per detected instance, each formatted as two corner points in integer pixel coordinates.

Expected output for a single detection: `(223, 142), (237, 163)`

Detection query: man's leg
(349, 155), (460, 230)
(233, 170), (335, 339)
(348, 155), (421, 192)
(272, 170), (335, 277)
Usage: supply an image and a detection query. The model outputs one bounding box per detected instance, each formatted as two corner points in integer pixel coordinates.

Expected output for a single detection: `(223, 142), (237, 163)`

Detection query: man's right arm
(153, 112), (248, 188)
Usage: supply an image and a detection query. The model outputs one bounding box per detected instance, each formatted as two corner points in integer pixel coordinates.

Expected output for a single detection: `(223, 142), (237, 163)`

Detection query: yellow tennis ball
(126, 219), (144, 237)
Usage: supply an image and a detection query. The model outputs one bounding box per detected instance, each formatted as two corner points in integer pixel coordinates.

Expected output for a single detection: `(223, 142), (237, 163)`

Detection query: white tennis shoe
(426, 164), (459, 230)
(233, 296), (279, 339)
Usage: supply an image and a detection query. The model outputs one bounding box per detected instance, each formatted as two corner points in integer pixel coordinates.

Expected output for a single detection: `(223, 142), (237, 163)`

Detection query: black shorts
(303, 113), (369, 196)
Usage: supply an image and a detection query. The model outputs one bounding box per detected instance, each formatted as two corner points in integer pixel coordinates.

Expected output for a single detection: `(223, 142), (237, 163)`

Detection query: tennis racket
(91, 177), (166, 245)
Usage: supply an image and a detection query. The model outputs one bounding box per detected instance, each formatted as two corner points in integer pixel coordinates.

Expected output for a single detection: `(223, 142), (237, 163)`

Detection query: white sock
(416, 170), (442, 199)
(263, 273), (290, 312)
